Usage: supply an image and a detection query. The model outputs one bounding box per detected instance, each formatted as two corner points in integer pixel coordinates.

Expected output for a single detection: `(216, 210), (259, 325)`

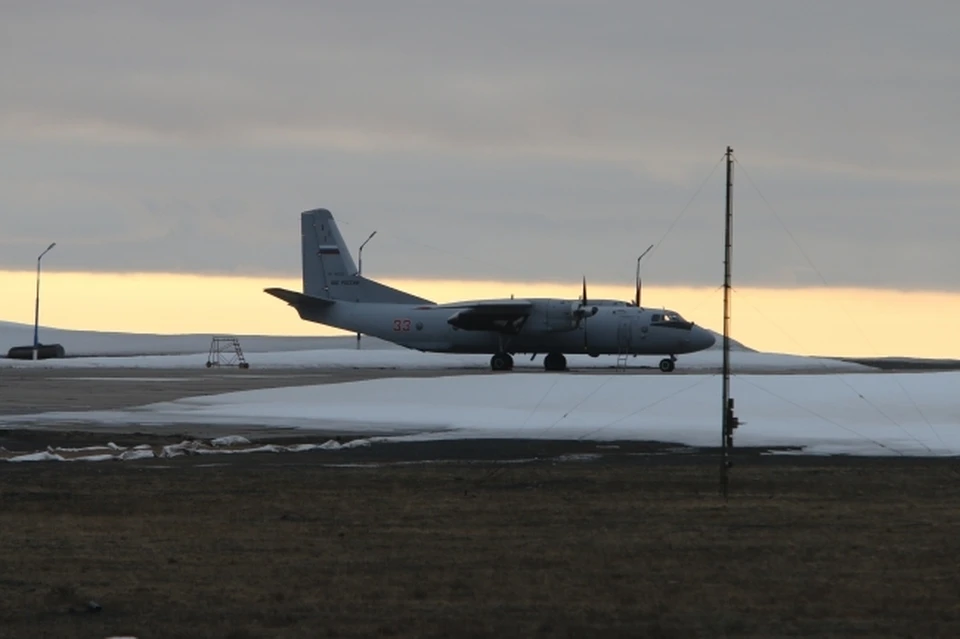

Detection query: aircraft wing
(422, 298), (532, 309)
(440, 299), (533, 334)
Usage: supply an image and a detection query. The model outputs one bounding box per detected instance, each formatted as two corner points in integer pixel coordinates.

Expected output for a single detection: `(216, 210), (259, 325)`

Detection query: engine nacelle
(571, 303), (599, 324)
(538, 300), (599, 332)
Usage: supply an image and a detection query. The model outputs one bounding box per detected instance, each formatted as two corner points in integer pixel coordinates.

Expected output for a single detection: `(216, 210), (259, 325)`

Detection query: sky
(1, 2), (958, 356)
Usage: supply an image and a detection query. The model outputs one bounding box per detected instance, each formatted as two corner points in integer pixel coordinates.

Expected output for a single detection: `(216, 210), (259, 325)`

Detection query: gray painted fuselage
(297, 300), (715, 357)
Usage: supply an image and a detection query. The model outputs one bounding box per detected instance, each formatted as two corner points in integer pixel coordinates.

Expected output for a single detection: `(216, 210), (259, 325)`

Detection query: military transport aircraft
(266, 209), (716, 372)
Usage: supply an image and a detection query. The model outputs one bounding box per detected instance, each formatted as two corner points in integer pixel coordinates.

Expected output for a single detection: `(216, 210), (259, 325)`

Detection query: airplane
(265, 209), (716, 372)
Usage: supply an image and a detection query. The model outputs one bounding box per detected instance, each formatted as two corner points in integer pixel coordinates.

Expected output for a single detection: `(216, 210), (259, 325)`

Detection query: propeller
(581, 276), (588, 351)
(574, 276), (598, 351)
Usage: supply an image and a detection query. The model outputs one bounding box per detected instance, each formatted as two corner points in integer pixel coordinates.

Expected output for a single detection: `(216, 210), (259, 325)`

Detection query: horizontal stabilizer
(264, 287), (334, 311)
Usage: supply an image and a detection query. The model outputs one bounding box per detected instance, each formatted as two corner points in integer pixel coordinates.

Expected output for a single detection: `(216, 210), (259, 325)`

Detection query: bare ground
(2, 443), (960, 638)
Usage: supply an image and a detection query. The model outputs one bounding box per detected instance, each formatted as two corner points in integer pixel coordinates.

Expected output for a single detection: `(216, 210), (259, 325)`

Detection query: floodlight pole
(356, 231), (377, 350)
(33, 242), (56, 360)
(720, 147), (738, 499)
(634, 244), (654, 307)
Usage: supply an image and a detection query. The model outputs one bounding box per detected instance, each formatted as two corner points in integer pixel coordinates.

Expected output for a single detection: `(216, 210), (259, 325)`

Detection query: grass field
(2, 445), (959, 638)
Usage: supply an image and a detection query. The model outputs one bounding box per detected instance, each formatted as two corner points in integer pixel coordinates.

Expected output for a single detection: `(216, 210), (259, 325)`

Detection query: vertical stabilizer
(301, 209), (357, 297)
(300, 209), (433, 305)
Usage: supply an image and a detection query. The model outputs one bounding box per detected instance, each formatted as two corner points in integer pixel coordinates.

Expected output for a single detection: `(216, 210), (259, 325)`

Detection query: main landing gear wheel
(490, 352), (514, 371)
(658, 358), (676, 373)
(544, 352), (567, 372)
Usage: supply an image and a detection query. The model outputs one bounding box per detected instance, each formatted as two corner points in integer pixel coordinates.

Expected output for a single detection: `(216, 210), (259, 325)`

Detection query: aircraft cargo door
(615, 312), (646, 355)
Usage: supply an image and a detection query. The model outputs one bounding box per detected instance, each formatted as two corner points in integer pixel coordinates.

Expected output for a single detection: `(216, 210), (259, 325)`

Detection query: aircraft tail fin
(300, 209), (433, 305)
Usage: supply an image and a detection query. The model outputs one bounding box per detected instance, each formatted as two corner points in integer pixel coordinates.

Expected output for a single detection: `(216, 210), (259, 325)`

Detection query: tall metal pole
(721, 147), (736, 497)
(356, 231), (377, 350)
(357, 230), (377, 278)
(634, 244), (654, 307)
(33, 242), (56, 361)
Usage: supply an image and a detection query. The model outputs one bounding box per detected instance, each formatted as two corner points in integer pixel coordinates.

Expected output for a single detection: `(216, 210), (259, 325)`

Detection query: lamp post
(358, 230), (377, 278)
(33, 242), (56, 360)
(356, 231), (377, 350)
(634, 244), (653, 307)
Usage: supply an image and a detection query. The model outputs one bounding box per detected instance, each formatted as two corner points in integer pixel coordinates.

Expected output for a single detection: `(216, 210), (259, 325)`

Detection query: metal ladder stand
(206, 336), (250, 369)
(615, 318), (632, 371)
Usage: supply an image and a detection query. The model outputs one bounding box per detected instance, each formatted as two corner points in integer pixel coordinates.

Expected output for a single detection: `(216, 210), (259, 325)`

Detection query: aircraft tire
(544, 352), (567, 372)
(658, 358), (676, 373)
(490, 352), (513, 371)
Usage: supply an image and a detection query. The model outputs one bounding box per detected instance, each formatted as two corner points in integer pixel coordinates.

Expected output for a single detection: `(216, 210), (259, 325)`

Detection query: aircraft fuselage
(298, 300), (714, 357)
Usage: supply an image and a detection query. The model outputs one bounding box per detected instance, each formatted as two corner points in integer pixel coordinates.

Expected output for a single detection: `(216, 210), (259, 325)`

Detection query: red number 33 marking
(393, 319), (412, 332)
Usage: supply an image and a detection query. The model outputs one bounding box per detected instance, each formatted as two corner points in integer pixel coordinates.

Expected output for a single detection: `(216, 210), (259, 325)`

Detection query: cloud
(0, 1), (957, 290)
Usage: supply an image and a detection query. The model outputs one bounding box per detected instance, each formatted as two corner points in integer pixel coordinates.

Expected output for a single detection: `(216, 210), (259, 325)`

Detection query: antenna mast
(721, 146), (739, 498)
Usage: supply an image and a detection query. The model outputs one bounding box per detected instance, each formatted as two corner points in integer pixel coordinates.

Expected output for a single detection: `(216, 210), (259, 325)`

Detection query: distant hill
(840, 356), (960, 371)
(707, 330), (754, 352)
(0, 319), (751, 357)
(0, 320), (401, 357)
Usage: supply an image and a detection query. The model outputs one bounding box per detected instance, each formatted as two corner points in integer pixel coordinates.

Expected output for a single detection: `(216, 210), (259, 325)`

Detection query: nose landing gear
(658, 356), (676, 373)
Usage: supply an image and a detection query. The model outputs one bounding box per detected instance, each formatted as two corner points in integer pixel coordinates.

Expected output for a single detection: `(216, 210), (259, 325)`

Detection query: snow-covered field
(4, 371), (958, 457)
(2, 320), (956, 459)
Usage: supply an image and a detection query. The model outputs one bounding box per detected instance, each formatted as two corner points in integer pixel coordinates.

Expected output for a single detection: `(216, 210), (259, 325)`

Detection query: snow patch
(156, 438), (371, 459)
(119, 449), (156, 461)
(341, 438), (374, 449)
(210, 435), (251, 447)
(50, 445), (117, 453)
(72, 454), (118, 462)
(9, 451), (66, 463)
(3, 437), (371, 463)
(556, 453), (602, 462)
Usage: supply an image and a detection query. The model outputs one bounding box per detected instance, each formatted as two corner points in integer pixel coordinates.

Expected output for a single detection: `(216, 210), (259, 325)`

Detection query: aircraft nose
(696, 327), (716, 351)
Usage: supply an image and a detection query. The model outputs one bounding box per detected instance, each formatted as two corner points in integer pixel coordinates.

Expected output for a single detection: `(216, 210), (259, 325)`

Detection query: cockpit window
(651, 311), (692, 329)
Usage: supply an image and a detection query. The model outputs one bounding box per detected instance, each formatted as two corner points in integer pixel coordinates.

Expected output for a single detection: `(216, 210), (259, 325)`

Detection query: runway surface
(0, 366), (481, 415)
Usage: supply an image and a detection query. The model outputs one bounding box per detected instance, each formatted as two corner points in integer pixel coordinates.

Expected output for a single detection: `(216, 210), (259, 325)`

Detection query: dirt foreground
(2, 446), (959, 638)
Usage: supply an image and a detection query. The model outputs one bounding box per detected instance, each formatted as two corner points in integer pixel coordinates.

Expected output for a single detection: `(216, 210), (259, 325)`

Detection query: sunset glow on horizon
(1, 270), (958, 360)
